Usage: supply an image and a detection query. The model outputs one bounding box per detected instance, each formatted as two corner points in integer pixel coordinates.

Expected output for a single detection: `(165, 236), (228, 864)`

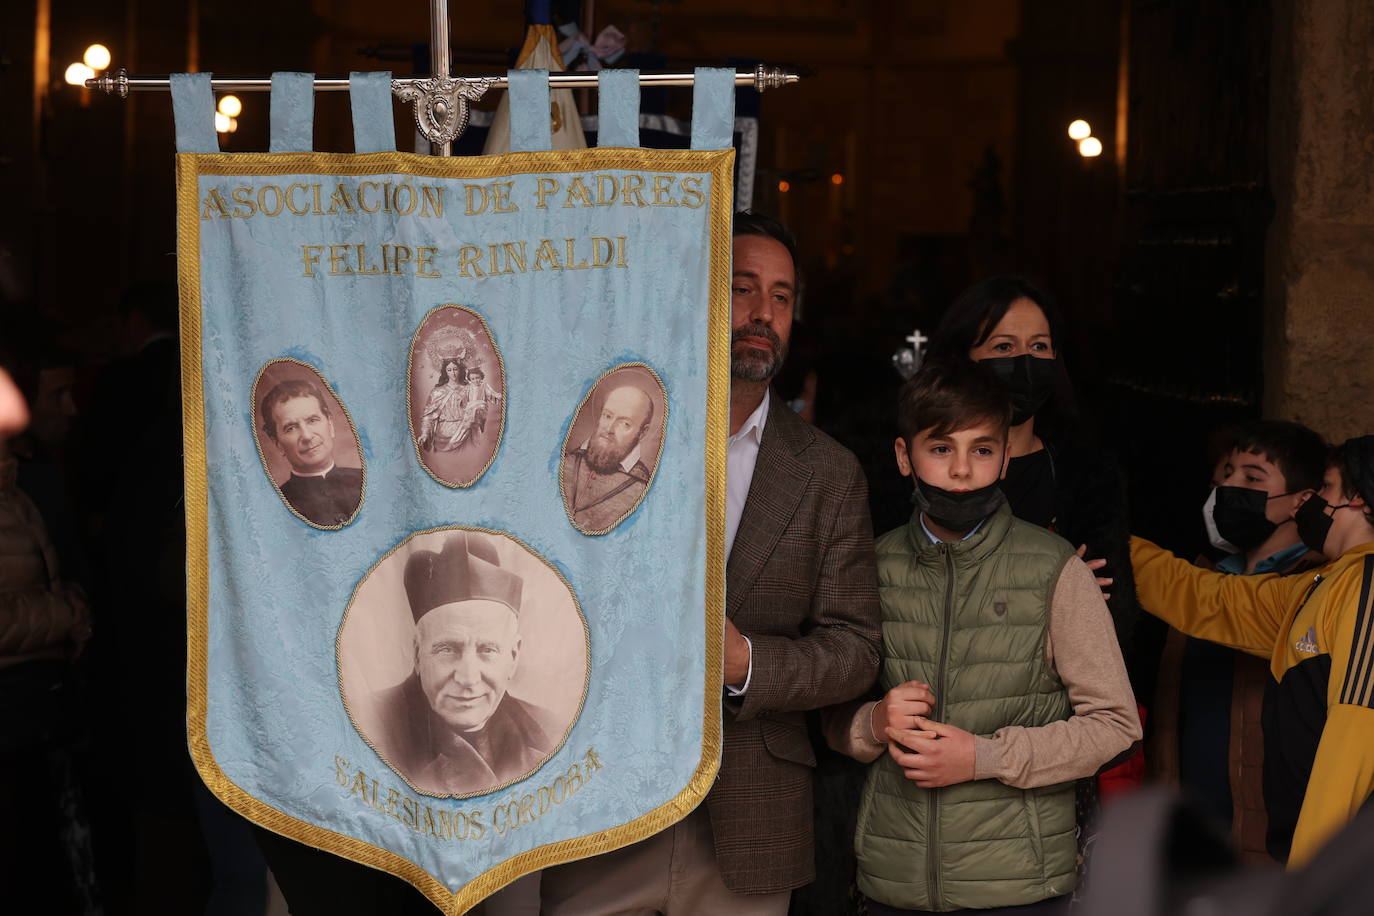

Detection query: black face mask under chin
(912, 477), (1006, 534)
(980, 354), (1057, 426)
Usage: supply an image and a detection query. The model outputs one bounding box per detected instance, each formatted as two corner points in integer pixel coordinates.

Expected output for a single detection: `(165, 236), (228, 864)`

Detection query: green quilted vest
(855, 501), (1078, 912)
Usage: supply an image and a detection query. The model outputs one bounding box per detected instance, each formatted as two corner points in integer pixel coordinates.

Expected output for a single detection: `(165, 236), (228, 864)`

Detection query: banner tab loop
(270, 72), (315, 153)
(349, 71), (395, 153)
(508, 69), (553, 152)
(170, 72), (218, 154)
(596, 70), (640, 148)
(690, 68), (735, 151)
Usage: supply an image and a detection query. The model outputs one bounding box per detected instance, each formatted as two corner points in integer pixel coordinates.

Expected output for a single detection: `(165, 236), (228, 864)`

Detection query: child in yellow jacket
(1132, 435), (1374, 867)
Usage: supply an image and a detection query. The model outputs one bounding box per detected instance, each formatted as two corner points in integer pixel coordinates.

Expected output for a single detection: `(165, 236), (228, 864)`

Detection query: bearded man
(541, 212), (881, 914)
(561, 383), (655, 533)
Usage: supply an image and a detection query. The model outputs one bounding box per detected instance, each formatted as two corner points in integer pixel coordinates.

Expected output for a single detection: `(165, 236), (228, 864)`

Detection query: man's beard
(730, 325), (788, 382)
(585, 431), (636, 474)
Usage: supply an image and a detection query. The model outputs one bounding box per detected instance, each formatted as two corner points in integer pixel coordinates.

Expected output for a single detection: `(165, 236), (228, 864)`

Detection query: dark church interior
(2, 0), (1372, 913)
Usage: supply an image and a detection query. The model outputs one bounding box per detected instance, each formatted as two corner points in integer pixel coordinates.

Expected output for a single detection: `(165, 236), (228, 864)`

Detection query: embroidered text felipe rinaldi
(298, 237), (631, 280)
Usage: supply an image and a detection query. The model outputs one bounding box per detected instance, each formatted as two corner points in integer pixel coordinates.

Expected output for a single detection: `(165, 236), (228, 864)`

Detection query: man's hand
(723, 617), (751, 689)
(886, 717), (976, 788)
(872, 680), (935, 742)
(1076, 544), (1114, 601)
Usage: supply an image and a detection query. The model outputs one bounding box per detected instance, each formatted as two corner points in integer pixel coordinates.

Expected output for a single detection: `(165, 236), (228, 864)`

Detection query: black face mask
(1210, 486), (1282, 551)
(912, 477), (1006, 534)
(1295, 494), (1353, 556)
(980, 355), (1058, 425)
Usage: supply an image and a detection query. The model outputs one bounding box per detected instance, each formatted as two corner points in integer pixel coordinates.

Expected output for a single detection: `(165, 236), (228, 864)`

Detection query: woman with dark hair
(928, 277), (1136, 641)
(927, 277), (1146, 790)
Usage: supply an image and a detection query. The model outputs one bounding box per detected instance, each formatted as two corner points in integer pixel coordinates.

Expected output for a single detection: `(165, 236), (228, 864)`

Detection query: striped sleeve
(1338, 557), (1374, 708)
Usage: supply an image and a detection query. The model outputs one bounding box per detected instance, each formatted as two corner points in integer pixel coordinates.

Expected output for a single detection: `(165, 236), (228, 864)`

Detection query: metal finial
(87, 67), (130, 98)
(753, 64), (795, 92)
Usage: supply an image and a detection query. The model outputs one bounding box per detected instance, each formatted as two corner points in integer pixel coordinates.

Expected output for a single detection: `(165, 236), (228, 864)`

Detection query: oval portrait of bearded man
(559, 363), (667, 535)
(339, 528), (588, 799)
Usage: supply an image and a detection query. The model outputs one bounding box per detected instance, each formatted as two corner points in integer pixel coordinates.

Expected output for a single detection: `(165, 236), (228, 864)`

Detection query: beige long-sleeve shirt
(825, 556), (1141, 789)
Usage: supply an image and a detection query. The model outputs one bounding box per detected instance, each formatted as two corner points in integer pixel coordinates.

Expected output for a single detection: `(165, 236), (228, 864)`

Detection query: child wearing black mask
(1133, 435), (1374, 867)
(1173, 421), (1326, 855)
(1202, 421), (1327, 573)
(825, 359), (1139, 914)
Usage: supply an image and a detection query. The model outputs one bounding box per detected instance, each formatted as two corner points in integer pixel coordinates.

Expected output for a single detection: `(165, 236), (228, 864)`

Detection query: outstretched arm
(1131, 535), (1300, 657)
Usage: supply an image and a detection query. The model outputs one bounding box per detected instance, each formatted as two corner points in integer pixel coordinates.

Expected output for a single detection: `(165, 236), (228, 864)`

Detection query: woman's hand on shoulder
(1076, 544), (1113, 601)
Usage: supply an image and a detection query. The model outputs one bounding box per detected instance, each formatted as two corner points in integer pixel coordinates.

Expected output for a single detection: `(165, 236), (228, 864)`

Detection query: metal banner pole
(429, 0), (451, 156)
(84, 0), (800, 153)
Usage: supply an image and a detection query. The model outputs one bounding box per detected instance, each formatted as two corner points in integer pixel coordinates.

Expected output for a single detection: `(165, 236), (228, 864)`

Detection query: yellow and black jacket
(1131, 537), (1374, 867)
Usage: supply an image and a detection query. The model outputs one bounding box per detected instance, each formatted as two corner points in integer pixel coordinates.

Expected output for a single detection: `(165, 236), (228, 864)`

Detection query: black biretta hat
(404, 532), (522, 623)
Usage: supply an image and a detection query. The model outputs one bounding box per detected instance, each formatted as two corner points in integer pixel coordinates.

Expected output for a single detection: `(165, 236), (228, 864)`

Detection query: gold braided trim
(185, 147), (730, 180)
(180, 147), (734, 914)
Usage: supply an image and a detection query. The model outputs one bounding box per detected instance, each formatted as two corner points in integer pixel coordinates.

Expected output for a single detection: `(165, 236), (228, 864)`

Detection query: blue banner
(176, 147), (732, 910)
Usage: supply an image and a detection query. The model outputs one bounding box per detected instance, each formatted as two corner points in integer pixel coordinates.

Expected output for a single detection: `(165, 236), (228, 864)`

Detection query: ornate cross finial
(393, 76), (500, 146)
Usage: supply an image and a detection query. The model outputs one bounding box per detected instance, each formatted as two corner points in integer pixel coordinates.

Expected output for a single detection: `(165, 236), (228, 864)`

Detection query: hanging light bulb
(218, 95), (242, 118)
(1078, 136), (1103, 158)
(1067, 119), (1091, 141)
(215, 112), (232, 133)
(83, 44), (112, 71)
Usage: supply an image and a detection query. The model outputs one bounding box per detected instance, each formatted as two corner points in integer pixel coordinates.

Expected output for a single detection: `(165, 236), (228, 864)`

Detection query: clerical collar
(291, 461), (337, 479)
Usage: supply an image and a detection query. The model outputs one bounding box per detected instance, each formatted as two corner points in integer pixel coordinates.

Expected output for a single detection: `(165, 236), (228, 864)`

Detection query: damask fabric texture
(172, 70), (738, 907)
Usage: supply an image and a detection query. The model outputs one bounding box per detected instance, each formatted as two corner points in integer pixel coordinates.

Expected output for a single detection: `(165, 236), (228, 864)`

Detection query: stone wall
(1265, 0), (1374, 441)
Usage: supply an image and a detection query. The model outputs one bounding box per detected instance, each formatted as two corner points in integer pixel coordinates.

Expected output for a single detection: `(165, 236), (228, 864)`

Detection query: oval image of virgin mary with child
(408, 305), (506, 488)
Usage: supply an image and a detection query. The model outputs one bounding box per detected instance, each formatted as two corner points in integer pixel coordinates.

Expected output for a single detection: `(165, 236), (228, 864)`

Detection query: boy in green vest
(826, 359), (1140, 914)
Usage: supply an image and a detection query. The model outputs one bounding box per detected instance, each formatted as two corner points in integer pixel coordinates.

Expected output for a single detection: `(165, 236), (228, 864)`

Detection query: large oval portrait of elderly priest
(559, 363), (668, 535)
(252, 358), (365, 529)
(407, 305), (506, 488)
(338, 528), (589, 799)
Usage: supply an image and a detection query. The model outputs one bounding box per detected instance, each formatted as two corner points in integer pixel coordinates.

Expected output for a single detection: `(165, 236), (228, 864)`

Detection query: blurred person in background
(0, 339), (98, 914)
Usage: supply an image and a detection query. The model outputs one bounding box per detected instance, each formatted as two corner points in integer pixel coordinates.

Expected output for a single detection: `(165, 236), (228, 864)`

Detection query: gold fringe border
(179, 147), (734, 914)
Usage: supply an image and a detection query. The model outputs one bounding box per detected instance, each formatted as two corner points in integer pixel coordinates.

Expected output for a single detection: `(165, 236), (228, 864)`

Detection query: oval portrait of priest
(560, 363), (668, 535)
(338, 528), (589, 799)
(408, 305), (506, 488)
(251, 358), (365, 529)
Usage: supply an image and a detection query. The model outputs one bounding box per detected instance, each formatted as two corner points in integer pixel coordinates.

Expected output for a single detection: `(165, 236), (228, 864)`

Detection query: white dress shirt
(724, 389), (770, 695)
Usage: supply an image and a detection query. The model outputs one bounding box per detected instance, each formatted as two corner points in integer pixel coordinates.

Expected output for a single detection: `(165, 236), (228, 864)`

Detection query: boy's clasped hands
(871, 680), (977, 788)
